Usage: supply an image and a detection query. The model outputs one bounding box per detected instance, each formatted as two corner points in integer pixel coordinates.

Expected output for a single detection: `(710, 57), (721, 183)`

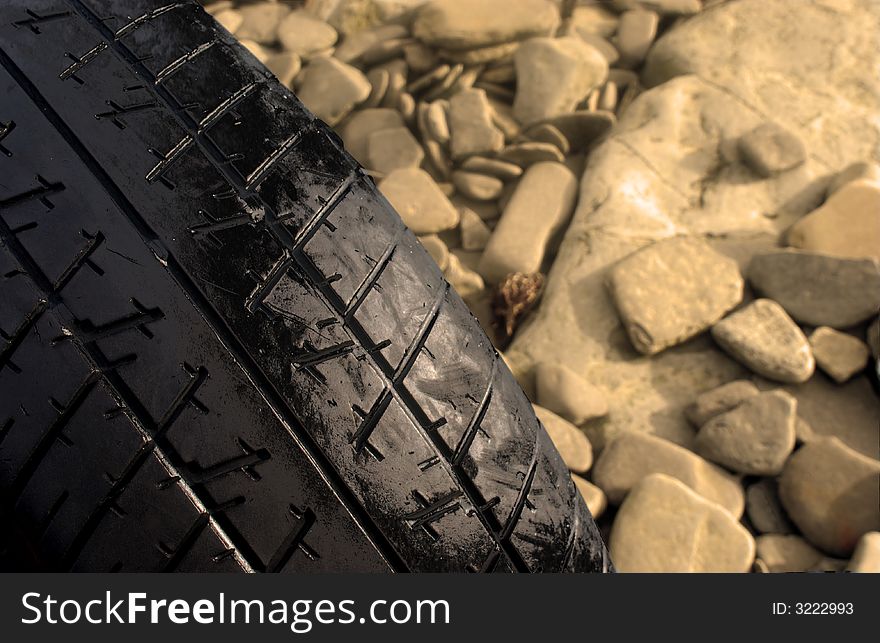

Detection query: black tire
(0, 0), (610, 573)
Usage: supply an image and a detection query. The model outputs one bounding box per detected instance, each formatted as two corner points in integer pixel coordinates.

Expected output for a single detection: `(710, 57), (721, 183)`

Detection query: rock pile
(206, 0), (880, 572)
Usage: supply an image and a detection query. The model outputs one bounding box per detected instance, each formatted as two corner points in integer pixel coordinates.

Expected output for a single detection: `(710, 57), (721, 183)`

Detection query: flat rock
(459, 207), (491, 251)
(809, 327), (871, 384)
(848, 532), (880, 572)
(711, 299), (815, 384)
(297, 57), (371, 126)
(779, 438), (880, 556)
(339, 108), (404, 166)
(685, 380), (760, 427)
(496, 142), (565, 166)
(696, 391), (797, 476)
(609, 237), (744, 356)
(535, 362), (608, 425)
(278, 11), (338, 57)
(828, 161), (880, 196)
(334, 24), (409, 63)
(746, 478), (794, 535)
(614, 9), (658, 69)
(444, 253), (484, 299)
(592, 431), (745, 517)
(513, 37), (608, 125)
(264, 52), (301, 88)
(460, 156), (522, 181)
(425, 100), (450, 143)
(788, 180), (880, 262)
(529, 110), (615, 153)
(451, 171), (503, 201)
(479, 162), (577, 284)
(417, 234), (449, 271)
(610, 474), (755, 572)
(214, 9), (243, 34)
(534, 405), (593, 474)
(738, 122), (806, 178)
(379, 168), (460, 234)
(572, 475), (607, 519)
(235, 2), (290, 44)
(756, 534), (824, 573)
(366, 127), (424, 174)
(526, 123), (570, 155)
(748, 250), (880, 328)
(413, 0), (559, 50)
(447, 89), (505, 160)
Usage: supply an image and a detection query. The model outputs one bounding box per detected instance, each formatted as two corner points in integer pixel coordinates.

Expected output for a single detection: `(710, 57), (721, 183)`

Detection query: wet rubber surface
(0, 0), (610, 572)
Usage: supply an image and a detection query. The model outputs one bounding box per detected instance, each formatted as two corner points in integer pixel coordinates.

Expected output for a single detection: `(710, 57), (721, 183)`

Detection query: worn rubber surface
(0, 0), (610, 572)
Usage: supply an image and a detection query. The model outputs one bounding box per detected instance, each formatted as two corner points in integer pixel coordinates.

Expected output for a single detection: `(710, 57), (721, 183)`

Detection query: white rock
(534, 405), (593, 473)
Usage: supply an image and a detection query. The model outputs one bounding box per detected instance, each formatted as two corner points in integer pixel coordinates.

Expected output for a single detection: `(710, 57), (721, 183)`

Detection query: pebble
(808, 326), (870, 384)
(459, 207), (491, 251)
(610, 474), (755, 572)
(738, 122), (806, 178)
(615, 9), (658, 68)
(297, 57), (371, 126)
(496, 142), (565, 166)
(578, 33), (620, 67)
(746, 478), (794, 535)
(363, 67), (389, 108)
(567, 5), (619, 39)
(478, 162), (577, 284)
(444, 253), (484, 299)
(418, 235), (450, 271)
(755, 534), (824, 573)
(748, 250), (880, 328)
(685, 380), (760, 427)
(695, 390), (797, 476)
(239, 38), (269, 63)
(379, 59), (408, 110)
(424, 64), (464, 101)
(534, 405), (593, 474)
(366, 126), (424, 174)
(572, 474), (607, 519)
(787, 180), (880, 262)
(779, 437), (880, 556)
(278, 11), (338, 57)
(423, 139), (452, 180)
(403, 42), (439, 74)
(847, 532), (880, 573)
(338, 108), (404, 166)
(379, 168), (460, 234)
(264, 52), (301, 88)
(460, 156), (522, 181)
(608, 237), (744, 356)
(451, 171), (504, 201)
(827, 161), (880, 196)
(598, 81), (618, 112)
(335, 24), (409, 63)
(451, 194), (498, 222)
(214, 9), (244, 34)
(592, 431), (745, 517)
(438, 42), (520, 65)
(526, 123), (570, 155)
(479, 63), (516, 85)
(447, 89), (505, 160)
(235, 2), (290, 44)
(359, 36), (413, 67)
(513, 37), (608, 125)
(529, 110), (615, 153)
(535, 362), (608, 425)
(711, 299), (815, 384)
(412, 0), (560, 50)
(407, 65), (451, 95)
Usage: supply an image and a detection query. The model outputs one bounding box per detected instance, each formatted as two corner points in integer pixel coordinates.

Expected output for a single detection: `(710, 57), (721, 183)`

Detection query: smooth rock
(828, 161), (880, 196)
(696, 391), (797, 476)
(278, 11), (338, 57)
(593, 432), (745, 517)
(417, 235), (449, 271)
(530, 110), (615, 153)
(479, 163), (577, 284)
(535, 362), (608, 425)
(610, 474), (755, 572)
(711, 299), (815, 384)
(366, 127), (424, 174)
(526, 123), (570, 155)
(738, 122), (806, 178)
(513, 37), (608, 125)
(787, 180), (880, 262)
(413, 0), (559, 50)
(748, 250), (880, 328)
(339, 109), (404, 166)
(567, 5), (619, 39)
(334, 24), (409, 63)
(848, 532), (880, 572)
(235, 2), (290, 44)
(460, 157), (522, 181)
(572, 475), (607, 519)
(447, 89), (505, 160)
(809, 327), (871, 384)
(746, 478), (794, 535)
(379, 168), (460, 234)
(685, 380), (760, 427)
(496, 142), (565, 166)
(534, 405), (593, 474)
(614, 9), (658, 68)
(425, 100), (450, 143)
(297, 57), (371, 126)
(459, 207), (491, 251)
(214, 9), (243, 34)
(238, 39), (269, 63)
(756, 534), (824, 573)
(363, 67), (389, 108)
(404, 41), (439, 73)
(779, 438), (880, 556)
(609, 237), (744, 356)
(444, 253), (484, 299)
(264, 52), (301, 87)
(451, 171), (503, 201)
